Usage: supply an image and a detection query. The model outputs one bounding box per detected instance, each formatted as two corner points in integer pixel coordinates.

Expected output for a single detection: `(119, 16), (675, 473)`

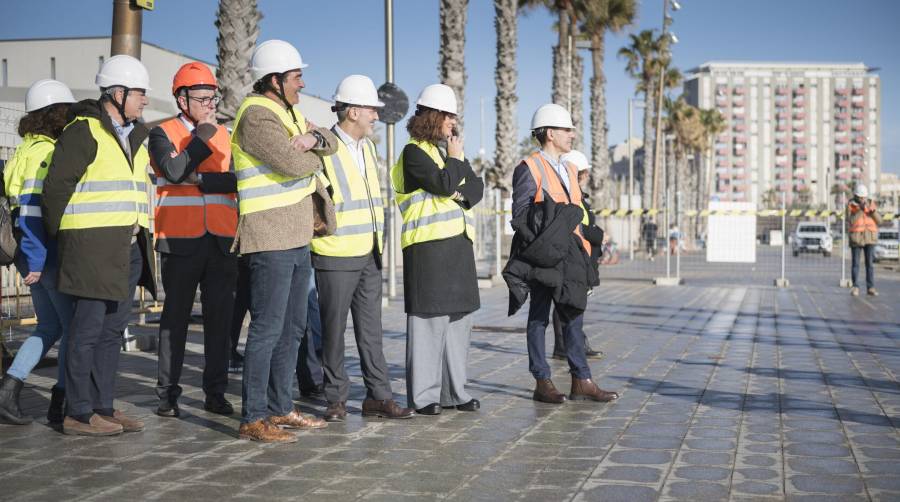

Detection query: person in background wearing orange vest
(847, 184), (882, 297)
(150, 63), (238, 418)
(511, 104), (618, 405)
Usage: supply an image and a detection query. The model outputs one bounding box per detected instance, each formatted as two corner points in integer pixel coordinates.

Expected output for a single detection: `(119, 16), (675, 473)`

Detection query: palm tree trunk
(491, 0), (517, 192)
(440, 0), (468, 129)
(571, 51), (584, 152)
(551, 10), (571, 108)
(588, 31), (610, 208)
(641, 80), (655, 211)
(215, 0), (262, 123)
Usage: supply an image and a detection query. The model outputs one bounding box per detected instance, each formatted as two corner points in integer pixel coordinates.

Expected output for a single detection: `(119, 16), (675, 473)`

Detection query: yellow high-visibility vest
(390, 139), (474, 249)
(4, 134), (54, 218)
(311, 133), (384, 257)
(59, 117), (150, 230)
(231, 96), (319, 215)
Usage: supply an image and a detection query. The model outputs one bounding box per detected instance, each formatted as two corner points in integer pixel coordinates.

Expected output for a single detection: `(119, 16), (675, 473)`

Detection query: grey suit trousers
(316, 256), (393, 403)
(406, 313), (474, 409)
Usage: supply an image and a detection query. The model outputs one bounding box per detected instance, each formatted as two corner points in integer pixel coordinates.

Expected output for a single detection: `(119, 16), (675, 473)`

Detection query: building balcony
(794, 160), (808, 168)
(793, 171), (807, 179)
(794, 148), (807, 156)
(734, 159), (746, 168)
(734, 124), (747, 132)
(716, 147), (729, 156)
(792, 136), (807, 144)
(835, 144), (850, 153)
(835, 88), (850, 96)
(733, 87), (745, 95)
(733, 134), (747, 144)
(852, 111), (864, 119)
(837, 171), (851, 181)
(793, 87), (807, 95)
(775, 170), (789, 179)
(839, 160), (851, 168)
(852, 135), (865, 144)
(835, 136), (850, 144)
(851, 95), (864, 103)
(776, 87), (789, 95)
(835, 111), (849, 120)
(716, 97), (728, 107)
(733, 170), (748, 180)
(776, 159), (789, 168)
(793, 112), (806, 120)
(777, 111), (789, 120)
(716, 134), (729, 143)
(836, 123), (850, 131)
(851, 167), (863, 175)
(851, 171), (863, 180)
(852, 87), (864, 96)
(776, 147), (788, 156)
(852, 147), (865, 156)
(775, 182), (790, 191)
(836, 99), (850, 108)
(716, 159), (729, 167)
(793, 98), (805, 107)
(732, 97), (744, 106)
(852, 123), (864, 131)
(793, 122), (805, 131)
(794, 183), (809, 191)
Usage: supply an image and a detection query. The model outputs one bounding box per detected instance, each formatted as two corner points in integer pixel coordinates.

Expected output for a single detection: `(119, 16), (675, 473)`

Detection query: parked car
(791, 222), (834, 257)
(874, 228), (899, 262)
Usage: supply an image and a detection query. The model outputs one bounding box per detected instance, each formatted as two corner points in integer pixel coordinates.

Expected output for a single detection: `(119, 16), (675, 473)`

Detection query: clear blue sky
(2, 0), (898, 173)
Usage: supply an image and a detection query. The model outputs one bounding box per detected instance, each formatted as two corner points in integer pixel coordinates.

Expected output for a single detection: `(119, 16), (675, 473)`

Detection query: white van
(874, 227), (899, 262)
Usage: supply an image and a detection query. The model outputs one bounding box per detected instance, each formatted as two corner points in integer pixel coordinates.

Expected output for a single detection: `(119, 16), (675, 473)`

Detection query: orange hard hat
(172, 62), (217, 95)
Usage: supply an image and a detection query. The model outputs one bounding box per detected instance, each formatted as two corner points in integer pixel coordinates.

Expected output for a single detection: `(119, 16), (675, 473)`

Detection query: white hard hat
(251, 40), (307, 82)
(25, 79), (76, 112)
(854, 184), (869, 198)
(415, 84), (457, 115)
(95, 55), (151, 90)
(531, 103), (574, 129)
(333, 74), (384, 108)
(561, 150), (591, 172)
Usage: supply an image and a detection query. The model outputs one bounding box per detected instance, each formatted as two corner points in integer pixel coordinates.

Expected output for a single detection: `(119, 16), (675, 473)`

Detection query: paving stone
(683, 438), (735, 451)
(786, 442), (853, 458)
(863, 461), (900, 475)
(608, 449), (674, 465)
(741, 454), (778, 467)
(596, 465), (663, 483)
(785, 430), (847, 443)
(865, 476), (900, 491)
(736, 467), (779, 480)
(733, 480), (781, 495)
(665, 481), (729, 500)
(578, 483), (659, 502)
(680, 451), (732, 465)
(790, 475), (865, 494)
(859, 447), (900, 460)
(673, 465), (730, 481)
(745, 443), (781, 454)
(617, 436), (683, 450)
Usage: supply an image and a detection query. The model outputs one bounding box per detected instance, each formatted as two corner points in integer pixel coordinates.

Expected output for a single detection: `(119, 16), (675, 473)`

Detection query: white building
(684, 61), (881, 208)
(0, 36), (335, 160)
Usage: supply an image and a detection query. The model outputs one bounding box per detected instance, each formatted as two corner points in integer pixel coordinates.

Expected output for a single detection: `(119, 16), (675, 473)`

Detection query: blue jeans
(241, 246), (311, 424)
(851, 245), (875, 290)
(7, 265), (74, 388)
(526, 284), (591, 380)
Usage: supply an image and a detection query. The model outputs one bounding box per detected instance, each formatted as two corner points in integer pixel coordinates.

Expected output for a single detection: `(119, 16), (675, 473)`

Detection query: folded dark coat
(503, 197), (594, 320)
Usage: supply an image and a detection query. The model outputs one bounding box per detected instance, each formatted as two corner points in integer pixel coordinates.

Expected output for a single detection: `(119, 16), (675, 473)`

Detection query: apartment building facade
(684, 61), (881, 208)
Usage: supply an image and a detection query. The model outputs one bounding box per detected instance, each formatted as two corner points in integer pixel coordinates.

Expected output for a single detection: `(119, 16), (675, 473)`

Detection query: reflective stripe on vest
(848, 204), (878, 234)
(311, 132), (385, 257)
(231, 96), (319, 215)
(152, 117), (237, 240)
(390, 139), (475, 249)
(59, 117), (150, 231)
(523, 152), (591, 255)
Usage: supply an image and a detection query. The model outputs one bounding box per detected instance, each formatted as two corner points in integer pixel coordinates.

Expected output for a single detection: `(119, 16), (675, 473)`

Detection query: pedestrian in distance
(150, 62), (239, 419)
(231, 39), (336, 443)
(847, 184), (882, 297)
(507, 104), (618, 405)
(313, 75), (414, 422)
(391, 83), (483, 416)
(42, 55), (157, 436)
(0, 79), (76, 426)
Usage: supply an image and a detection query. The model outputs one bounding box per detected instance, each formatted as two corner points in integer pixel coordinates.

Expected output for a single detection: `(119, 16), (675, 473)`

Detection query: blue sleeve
(511, 162), (536, 221)
(16, 192), (48, 272)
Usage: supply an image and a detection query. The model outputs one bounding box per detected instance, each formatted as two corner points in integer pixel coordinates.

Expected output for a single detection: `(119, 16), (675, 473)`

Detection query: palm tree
(618, 30), (663, 210)
(581, 0), (636, 208)
(698, 107), (726, 207)
(440, 0), (469, 129)
(215, 0), (262, 123)
(489, 0), (518, 192)
(651, 62), (682, 209)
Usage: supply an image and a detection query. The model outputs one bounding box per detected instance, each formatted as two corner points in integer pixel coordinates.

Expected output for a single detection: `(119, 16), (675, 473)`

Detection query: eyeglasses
(187, 95), (220, 107)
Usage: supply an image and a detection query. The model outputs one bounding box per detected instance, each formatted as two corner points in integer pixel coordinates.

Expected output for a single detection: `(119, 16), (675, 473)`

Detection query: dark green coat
(42, 99), (157, 302)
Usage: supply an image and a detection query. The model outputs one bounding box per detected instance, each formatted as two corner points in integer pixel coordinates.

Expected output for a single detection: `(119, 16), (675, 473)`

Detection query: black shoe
(156, 401), (180, 418)
(228, 354), (243, 374)
(456, 399), (480, 412)
(204, 394), (234, 415)
(0, 375), (32, 425)
(551, 350), (567, 360)
(584, 336), (603, 359)
(299, 383), (324, 398)
(47, 386), (65, 424)
(415, 403), (442, 416)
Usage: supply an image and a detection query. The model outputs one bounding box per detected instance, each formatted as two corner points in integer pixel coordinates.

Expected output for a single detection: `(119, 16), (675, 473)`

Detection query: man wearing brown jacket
(231, 40), (337, 443)
(847, 184), (882, 297)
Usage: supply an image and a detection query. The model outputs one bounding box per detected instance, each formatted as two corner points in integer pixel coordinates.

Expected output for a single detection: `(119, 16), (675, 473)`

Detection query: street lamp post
(385, 0), (397, 299)
(650, 0), (678, 212)
(628, 98), (646, 260)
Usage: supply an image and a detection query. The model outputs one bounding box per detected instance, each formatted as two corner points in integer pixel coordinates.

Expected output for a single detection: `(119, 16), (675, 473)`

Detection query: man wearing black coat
(507, 104), (618, 406)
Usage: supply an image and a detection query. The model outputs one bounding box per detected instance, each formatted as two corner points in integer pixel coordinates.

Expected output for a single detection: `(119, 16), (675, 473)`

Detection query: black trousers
(229, 255), (250, 356)
(65, 243), (142, 417)
(156, 234), (237, 402)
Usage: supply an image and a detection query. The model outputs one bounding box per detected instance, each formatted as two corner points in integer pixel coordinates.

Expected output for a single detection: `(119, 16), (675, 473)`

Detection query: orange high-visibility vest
(848, 201), (878, 234)
(151, 117), (237, 241)
(523, 152), (591, 255)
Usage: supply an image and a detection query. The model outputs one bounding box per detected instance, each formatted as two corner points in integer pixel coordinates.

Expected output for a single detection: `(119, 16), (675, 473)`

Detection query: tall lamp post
(384, 0), (397, 298)
(650, 0), (680, 210)
(628, 98), (646, 260)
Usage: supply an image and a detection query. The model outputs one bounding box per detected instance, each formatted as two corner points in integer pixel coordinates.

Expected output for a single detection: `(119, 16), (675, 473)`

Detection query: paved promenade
(1, 270), (899, 501)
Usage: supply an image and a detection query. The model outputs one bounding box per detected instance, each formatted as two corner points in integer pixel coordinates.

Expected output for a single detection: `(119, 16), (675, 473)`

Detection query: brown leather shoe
(533, 379), (566, 404)
(270, 409), (327, 429)
(98, 410), (144, 432)
(362, 399), (415, 419)
(62, 415), (123, 436)
(324, 401), (347, 422)
(239, 419), (297, 443)
(570, 378), (619, 402)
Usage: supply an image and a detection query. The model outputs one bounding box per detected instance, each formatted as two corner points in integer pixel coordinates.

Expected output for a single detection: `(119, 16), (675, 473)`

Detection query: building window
(98, 56), (105, 71)
(50, 57), (56, 79)
(1, 59), (6, 87)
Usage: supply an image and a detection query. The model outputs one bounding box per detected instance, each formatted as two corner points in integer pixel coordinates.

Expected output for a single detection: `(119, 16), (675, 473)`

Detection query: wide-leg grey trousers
(405, 313), (473, 409)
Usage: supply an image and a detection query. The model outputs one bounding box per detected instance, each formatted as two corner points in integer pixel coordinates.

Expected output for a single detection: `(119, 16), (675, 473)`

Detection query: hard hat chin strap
(105, 86), (132, 125)
(274, 74), (301, 128)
